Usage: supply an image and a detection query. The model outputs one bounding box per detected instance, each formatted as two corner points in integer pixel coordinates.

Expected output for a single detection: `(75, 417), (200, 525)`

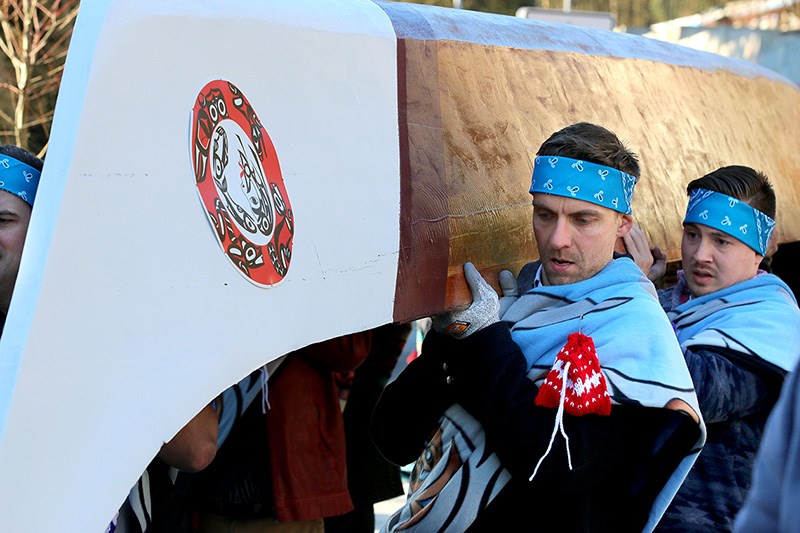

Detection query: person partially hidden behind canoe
(371, 122), (705, 532)
(0, 145), (41, 337)
(626, 166), (800, 532)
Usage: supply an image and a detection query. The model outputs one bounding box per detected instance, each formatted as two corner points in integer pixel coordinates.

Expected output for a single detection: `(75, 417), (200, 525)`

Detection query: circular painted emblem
(191, 80), (294, 286)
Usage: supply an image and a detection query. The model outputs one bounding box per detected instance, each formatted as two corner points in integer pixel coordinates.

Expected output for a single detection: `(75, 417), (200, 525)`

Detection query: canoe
(0, 1), (796, 530)
(383, 1), (800, 319)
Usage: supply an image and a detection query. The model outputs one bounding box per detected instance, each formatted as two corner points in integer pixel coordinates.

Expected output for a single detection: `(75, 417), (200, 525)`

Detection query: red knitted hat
(534, 332), (611, 416)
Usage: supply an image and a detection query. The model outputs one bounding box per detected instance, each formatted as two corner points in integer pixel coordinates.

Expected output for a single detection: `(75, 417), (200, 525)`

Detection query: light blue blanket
(506, 257), (705, 532)
(668, 273), (800, 373)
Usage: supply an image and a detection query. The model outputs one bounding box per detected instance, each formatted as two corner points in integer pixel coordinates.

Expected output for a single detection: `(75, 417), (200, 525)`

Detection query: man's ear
(616, 214), (634, 237)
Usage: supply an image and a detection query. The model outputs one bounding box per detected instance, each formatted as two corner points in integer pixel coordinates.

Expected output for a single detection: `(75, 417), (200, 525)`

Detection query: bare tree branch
(0, 0), (80, 153)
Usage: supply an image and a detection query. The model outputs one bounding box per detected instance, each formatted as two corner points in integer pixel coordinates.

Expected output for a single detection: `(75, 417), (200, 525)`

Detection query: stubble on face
(681, 223), (761, 297)
(532, 194), (627, 286)
(539, 248), (583, 286)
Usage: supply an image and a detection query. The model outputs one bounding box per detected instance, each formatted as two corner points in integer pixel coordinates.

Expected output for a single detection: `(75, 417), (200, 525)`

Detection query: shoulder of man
(516, 260), (541, 294)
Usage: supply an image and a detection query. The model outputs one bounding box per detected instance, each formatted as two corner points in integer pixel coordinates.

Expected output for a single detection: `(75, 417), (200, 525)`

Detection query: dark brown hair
(0, 145), (43, 172)
(536, 122), (640, 178)
(687, 165), (775, 219)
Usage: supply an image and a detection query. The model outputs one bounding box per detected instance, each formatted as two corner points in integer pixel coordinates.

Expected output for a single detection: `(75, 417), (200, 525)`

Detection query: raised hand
(623, 223), (667, 282)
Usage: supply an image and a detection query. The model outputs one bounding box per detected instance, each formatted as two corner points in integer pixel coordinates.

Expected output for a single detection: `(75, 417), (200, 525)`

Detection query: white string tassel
(261, 364), (271, 413)
(530, 361), (573, 481)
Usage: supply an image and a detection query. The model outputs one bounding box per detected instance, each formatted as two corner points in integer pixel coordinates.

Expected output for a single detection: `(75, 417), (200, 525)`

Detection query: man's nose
(550, 219), (572, 249)
(693, 237), (713, 262)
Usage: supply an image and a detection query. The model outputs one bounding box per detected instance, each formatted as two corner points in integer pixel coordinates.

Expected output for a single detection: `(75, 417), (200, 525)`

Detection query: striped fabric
(107, 369), (265, 533)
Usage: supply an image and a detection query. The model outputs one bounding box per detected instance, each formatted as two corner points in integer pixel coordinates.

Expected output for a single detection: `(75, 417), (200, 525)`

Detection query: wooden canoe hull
(384, 1), (800, 321)
(0, 2), (798, 530)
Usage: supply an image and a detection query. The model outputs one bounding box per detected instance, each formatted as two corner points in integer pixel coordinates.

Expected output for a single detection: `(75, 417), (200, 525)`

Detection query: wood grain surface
(384, 2), (800, 322)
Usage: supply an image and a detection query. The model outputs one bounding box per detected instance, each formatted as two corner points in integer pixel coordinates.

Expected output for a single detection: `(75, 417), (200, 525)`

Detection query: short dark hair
(687, 166), (775, 219)
(0, 145), (43, 172)
(536, 122), (640, 178)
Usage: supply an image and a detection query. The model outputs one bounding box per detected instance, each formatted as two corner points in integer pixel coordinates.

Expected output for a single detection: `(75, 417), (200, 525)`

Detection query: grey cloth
(735, 365), (800, 533)
(515, 260), (541, 295)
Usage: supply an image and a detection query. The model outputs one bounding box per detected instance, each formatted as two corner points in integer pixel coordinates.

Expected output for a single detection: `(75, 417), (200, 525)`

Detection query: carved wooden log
(384, 1), (800, 322)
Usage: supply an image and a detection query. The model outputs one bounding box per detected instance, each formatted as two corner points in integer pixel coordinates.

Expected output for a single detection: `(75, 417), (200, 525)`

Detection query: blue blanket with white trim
(505, 257), (705, 532)
(668, 273), (800, 373)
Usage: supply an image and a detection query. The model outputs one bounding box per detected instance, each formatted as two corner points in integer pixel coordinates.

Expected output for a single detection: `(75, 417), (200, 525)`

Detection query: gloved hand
(431, 262), (499, 339)
(498, 269), (518, 319)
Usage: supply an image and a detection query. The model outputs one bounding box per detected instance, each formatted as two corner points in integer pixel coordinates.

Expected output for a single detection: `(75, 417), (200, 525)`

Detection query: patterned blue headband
(684, 188), (775, 256)
(0, 154), (40, 207)
(529, 156), (637, 215)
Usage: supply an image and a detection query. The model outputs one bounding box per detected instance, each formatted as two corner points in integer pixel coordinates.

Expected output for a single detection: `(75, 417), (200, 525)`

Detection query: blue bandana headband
(529, 156), (637, 215)
(0, 154), (41, 207)
(684, 188), (775, 256)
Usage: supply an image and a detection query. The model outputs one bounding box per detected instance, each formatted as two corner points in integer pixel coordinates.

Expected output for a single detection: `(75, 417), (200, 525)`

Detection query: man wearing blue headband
(0, 145), (42, 337)
(373, 123), (703, 532)
(626, 166), (800, 532)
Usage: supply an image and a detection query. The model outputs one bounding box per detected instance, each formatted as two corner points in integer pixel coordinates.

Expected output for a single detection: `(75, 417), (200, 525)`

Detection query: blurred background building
(638, 0), (799, 84)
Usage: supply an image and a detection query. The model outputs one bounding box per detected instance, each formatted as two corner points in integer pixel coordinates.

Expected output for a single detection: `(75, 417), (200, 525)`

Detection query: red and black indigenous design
(191, 80), (294, 286)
